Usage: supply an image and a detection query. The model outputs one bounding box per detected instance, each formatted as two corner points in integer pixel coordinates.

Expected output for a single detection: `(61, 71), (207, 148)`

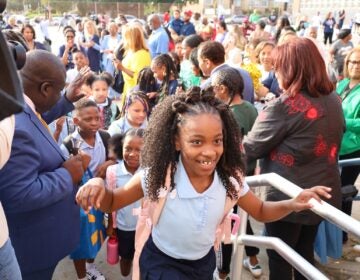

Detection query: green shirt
(336, 78), (360, 155)
(231, 101), (258, 173)
(179, 59), (201, 90)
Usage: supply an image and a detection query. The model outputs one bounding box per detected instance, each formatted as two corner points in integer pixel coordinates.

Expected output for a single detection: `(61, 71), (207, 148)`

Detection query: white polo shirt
(141, 157), (249, 260)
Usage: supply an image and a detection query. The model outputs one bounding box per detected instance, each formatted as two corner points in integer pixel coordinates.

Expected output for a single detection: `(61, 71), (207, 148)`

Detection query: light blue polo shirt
(140, 157), (249, 260)
(113, 160), (141, 231)
(107, 116), (147, 136)
(148, 26), (169, 58)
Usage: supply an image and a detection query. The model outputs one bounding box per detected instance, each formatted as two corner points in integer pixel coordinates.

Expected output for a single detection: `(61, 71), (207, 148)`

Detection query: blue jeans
(0, 238), (22, 280)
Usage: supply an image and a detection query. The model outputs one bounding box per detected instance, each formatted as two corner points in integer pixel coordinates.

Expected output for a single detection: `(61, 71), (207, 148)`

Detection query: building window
(249, 0), (269, 7)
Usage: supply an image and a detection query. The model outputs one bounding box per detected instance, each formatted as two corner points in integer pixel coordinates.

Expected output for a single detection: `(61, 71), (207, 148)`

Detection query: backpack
(131, 168), (242, 280)
(63, 130), (110, 157)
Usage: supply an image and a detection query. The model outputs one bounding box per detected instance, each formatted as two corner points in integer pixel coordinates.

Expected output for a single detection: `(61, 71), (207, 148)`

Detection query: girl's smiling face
(259, 45), (274, 70)
(91, 80), (108, 104)
(175, 113), (224, 191)
(127, 99), (147, 128)
(123, 135), (143, 174)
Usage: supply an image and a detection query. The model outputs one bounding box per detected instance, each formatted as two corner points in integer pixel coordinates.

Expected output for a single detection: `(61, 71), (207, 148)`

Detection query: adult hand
(147, 92), (158, 99)
(113, 58), (123, 71)
(65, 42), (73, 51)
(65, 66), (91, 102)
(55, 116), (66, 133)
(79, 151), (91, 171)
(62, 154), (85, 184)
(76, 177), (106, 211)
(292, 186), (332, 212)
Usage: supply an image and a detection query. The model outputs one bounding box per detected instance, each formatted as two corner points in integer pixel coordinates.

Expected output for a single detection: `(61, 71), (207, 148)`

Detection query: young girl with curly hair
(76, 87), (331, 280)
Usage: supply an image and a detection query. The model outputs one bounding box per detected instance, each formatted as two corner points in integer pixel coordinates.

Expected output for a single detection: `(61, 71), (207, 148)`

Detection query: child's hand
(76, 177), (106, 211)
(95, 160), (116, 179)
(292, 186), (332, 212)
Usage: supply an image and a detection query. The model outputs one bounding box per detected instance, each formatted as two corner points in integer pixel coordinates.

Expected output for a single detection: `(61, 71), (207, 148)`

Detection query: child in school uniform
(106, 129), (145, 279)
(87, 73), (120, 130)
(76, 87), (332, 280)
(107, 91), (149, 136)
(61, 98), (112, 280)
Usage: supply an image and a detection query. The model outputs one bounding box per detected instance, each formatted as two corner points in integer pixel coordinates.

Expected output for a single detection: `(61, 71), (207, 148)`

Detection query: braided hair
(211, 67), (244, 101)
(136, 67), (158, 94)
(141, 86), (245, 201)
(120, 90), (150, 118)
(152, 53), (178, 101)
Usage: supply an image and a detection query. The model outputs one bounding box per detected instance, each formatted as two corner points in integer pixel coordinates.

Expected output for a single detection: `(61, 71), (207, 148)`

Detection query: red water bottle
(107, 236), (119, 265)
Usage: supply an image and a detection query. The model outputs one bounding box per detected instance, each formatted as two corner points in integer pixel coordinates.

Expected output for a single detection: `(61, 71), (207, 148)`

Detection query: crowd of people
(0, 6), (359, 280)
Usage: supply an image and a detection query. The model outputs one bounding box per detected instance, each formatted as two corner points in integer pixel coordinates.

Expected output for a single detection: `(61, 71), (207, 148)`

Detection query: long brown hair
(272, 37), (334, 97)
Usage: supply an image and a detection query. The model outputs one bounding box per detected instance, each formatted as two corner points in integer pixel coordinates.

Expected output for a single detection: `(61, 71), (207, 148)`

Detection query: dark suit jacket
(0, 95), (79, 274)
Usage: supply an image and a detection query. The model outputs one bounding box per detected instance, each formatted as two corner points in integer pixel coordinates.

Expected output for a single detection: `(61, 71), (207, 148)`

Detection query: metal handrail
(338, 158), (360, 167)
(230, 173), (360, 279)
(246, 173), (360, 238)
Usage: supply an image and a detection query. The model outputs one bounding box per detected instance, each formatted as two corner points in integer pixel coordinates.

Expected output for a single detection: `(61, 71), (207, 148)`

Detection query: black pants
(324, 32), (334, 45)
(265, 221), (319, 280)
(340, 150), (360, 241)
(340, 150), (360, 186)
(140, 235), (215, 280)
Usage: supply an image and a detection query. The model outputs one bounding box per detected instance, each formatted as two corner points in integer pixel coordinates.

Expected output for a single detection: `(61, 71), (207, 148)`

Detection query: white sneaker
(86, 265), (105, 280)
(353, 244), (360, 252)
(243, 257), (262, 278)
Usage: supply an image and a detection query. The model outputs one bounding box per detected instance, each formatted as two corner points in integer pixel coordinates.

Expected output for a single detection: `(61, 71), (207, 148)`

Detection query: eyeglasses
(66, 36), (74, 39)
(348, 60), (360, 66)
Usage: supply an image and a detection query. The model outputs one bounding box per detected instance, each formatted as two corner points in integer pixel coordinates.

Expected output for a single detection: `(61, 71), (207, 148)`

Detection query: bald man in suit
(0, 50), (89, 280)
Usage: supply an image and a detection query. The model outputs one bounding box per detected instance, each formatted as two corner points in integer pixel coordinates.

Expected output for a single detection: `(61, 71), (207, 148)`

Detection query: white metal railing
(338, 158), (360, 168)
(230, 173), (360, 280)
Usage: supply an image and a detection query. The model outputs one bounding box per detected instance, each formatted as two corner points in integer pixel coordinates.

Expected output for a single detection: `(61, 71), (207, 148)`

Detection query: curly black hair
(108, 128), (145, 160)
(141, 86), (245, 201)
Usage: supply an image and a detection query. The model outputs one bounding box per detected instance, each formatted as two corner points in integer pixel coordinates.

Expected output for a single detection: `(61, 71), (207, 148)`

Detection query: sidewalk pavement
(53, 181), (360, 280)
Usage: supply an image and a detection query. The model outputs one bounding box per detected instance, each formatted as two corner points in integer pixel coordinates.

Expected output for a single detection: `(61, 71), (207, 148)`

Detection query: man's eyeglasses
(66, 36), (74, 39)
(348, 60), (360, 66)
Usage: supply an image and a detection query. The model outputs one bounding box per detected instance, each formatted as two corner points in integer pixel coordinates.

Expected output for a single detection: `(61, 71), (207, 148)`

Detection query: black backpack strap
(99, 130), (110, 159)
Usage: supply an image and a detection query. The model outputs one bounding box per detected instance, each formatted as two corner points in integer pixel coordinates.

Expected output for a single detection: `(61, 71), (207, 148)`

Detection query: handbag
(112, 44), (125, 94)
(113, 70), (124, 94)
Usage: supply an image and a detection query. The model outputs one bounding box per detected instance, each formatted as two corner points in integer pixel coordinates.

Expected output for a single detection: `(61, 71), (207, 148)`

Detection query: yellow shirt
(121, 49), (151, 107)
